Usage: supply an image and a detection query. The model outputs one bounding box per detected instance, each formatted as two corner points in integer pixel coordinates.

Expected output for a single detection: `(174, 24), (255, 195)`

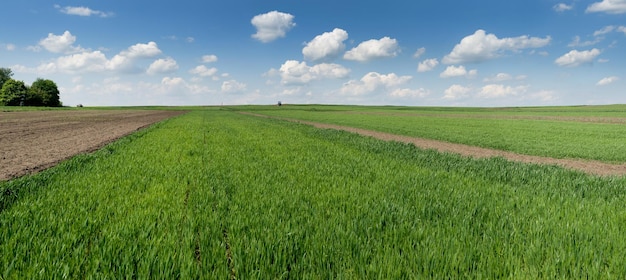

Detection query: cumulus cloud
(483, 73), (513, 82)
(477, 84), (528, 98)
(390, 88), (430, 98)
(189, 65), (218, 77)
(221, 80), (247, 93)
(413, 47), (426, 58)
(202, 55), (218, 63)
(443, 84), (471, 100)
(554, 3), (574, 12)
(417, 58), (439, 72)
(147, 57), (179, 75)
(302, 28), (348, 62)
(37, 31), (84, 53)
(442, 29), (551, 64)
(251, 11), (296, 43)
(586, 0), (626, 14)
(340, 72), (411, 96)
(279, 60), (350, 85)
(344, 37), (399, 62)
(56, 51), (109, 72)
(55, 5), (114, 17)
(554, 48), (601, 67)
(597, 76), (619, 85)
(440, 65), (477, 78)
(106, 42), (162, 72)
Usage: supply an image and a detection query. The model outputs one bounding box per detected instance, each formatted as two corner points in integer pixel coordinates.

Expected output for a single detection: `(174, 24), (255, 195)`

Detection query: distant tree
(0, 79), (28, 106)
(30, 78), (61, 107)
(0, 68), (13, 89)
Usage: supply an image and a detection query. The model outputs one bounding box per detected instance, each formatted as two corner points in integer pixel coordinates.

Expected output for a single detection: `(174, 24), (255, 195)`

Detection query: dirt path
(242, 112), (626, 177)
(0, 110), (186, 181)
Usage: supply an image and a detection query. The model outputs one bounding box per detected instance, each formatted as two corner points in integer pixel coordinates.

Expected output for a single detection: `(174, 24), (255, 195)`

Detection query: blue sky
(1, 0), (625, 106)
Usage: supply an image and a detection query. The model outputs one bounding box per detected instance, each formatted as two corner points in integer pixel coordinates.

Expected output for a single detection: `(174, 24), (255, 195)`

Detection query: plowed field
(0, 110), (186, 181)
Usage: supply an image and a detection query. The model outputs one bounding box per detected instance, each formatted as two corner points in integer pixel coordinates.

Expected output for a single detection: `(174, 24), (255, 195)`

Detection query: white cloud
(186, 37), (195, 43)
(202, 55), (218, 63)
(147, 57), (179, 75)
(189, 65), (218, 77)
(594, 26), (616, 36)
(279, 60), (350, 85)
(5, 44), (15, 51)
(597, 76), (619, 85)
(554, 48), (601, 67)
(586, 0), (626, 14)
(568, 36), (601, 47)
(120, 42), (162, 58)
(478, 84), (528, 98)
(302, 28), (348, 62)
(618, 26), (626, 34)
(38, 31), (84, 53)
(340, 72), (411, 96)
(222, 80), (247, 93)
(440, 65), (477, 78)
(483, 73), (513, 82)
(554, 3), (574, 12)
(417, 58), (439, 72)
(442, 29), (551, 64)
(390, 88), (430, 98)
(55, 5), (114, 18)
(251, 11), (296, 43)
(57, 51), (108, 72)
(344, 37), (399, 62)
(443, 84), (471, 100)
(413, 47), (426, 58)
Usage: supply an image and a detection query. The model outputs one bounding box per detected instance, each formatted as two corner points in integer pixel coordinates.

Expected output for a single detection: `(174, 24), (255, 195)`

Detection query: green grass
(237, 104), (626, 163)
(2, 108), (626, 278)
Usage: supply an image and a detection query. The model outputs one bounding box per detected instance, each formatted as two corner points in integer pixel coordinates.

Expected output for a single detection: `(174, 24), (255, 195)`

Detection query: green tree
(0, 79), (28, 106)
(30, 78), (61, 107)
(0, 68), (13, 89)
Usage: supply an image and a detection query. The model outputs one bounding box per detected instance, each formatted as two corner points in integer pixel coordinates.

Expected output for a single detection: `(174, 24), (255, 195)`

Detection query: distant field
(2, 106), (626, 278)
(237, 104), (626, 163)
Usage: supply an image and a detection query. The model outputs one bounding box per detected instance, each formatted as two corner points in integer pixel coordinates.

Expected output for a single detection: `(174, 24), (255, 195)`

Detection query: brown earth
(0, 110), (186, 181)
(242, 112), (626, 177)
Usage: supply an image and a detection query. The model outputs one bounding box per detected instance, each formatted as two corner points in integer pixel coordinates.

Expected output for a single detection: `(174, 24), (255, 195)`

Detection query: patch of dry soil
(0, 110), (186, 181)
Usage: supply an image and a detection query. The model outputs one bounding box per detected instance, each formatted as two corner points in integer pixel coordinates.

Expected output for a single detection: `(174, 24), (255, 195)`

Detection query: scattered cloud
(55, 5), (114, 18)
(37, 31), (85, 53)
(597, 76), (619, 85)
(483, 73), (512, 82)
(147, 57), (179, 75)
(186, 37), (195, 43)
(189, 65), (218, 77)
(440, 65), (477, 78)
(586, 0), (626, 14)
(344, 37), (399, 62)
(554, 48), (601, 67)
(340, 72), (411, 96)
(222, 80), (247, 93)
(302, 28), (349, 62)
(202, 55), (218, 63)
(442, 29), (551, 64)
(417, 58), (439, 72)
(478, 84), (528, 98)
(554, 3), (574, 12)
(413, 47), (426, 58)
(390, 88), (430, 98)
(619, 26), (626, 34)
(443, 84), (471, 100)
(278, 60), (350, 85)
(5, 44), (15, 51)
(568, 36), (602, 47)
(251, 11), (296, 43)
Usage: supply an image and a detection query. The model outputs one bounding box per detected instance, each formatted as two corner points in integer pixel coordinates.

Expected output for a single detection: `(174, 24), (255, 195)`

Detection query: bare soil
(242, 112), (626, 177)
(0, 110), (186, 181)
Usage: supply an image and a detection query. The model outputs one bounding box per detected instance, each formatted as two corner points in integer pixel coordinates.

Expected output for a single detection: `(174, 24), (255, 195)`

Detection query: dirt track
(0, 110), (186, 181)
(242, 112), (626, 177)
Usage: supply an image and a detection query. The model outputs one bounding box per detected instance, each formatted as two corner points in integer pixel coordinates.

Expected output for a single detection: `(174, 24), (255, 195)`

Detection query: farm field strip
(3, 109), (626, 278)
(240, 112), (626, 176)
(0, 109), (186, 181)
(239, 105), (626, 163)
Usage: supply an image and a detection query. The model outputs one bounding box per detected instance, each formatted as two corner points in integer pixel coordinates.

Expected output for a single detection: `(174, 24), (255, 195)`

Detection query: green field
(2, 106), (626, 278)
(237, 104), (626, 163)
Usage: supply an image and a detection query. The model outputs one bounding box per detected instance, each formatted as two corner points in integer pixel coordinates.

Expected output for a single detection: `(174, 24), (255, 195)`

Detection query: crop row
(2, 108), (626, 278)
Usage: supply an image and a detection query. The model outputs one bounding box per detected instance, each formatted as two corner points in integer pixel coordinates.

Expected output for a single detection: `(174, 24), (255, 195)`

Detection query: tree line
(0, 67), (62, 107)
